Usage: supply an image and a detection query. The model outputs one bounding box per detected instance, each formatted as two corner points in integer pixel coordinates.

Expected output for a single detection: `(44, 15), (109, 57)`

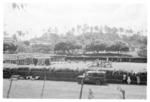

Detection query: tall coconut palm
(11, 3), (26, 10)
(16, 30), (25, 41)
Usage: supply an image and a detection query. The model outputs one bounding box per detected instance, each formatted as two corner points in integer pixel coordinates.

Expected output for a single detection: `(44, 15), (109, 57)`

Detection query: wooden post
(79, 78), (84, 99)
(7, 79), (13, 98)
(40, 68), (46, 98)
(79, 79), (84, 99)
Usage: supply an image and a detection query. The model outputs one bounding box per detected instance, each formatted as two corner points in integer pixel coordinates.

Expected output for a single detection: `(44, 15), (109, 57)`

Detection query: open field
(3, 79), (146, 99)
(4, 62), (147, 73)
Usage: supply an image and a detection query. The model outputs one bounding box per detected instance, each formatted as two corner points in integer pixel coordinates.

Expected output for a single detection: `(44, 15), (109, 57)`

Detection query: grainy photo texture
(3, 1), (147, 99)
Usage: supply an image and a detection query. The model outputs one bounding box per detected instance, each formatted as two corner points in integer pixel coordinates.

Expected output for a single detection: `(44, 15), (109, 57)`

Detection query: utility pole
(7, 79), (13, 98)
(41, 68), (46, 98)
(79, 78), (84, 99)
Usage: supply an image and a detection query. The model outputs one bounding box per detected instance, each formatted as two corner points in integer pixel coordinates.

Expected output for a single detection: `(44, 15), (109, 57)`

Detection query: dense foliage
(4, 25), (147, 57)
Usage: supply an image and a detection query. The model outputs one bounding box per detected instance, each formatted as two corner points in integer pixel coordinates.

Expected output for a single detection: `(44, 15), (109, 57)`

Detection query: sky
(4, 1), (147, 40)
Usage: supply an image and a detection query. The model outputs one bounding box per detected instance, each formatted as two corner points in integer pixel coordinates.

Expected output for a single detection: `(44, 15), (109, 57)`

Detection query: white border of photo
(0, 0), (149, 102)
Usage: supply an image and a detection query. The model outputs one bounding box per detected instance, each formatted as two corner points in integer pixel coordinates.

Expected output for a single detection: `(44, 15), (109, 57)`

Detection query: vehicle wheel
(96, 80), (101, 85)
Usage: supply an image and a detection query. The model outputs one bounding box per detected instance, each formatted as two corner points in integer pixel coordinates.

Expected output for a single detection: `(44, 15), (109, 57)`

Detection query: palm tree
(16, 30), (25, 41)
(4, 31), (9, 37)
(11, 3), (26, 10)
(94, 25), (99, 33)
(12, 34), (18, 42)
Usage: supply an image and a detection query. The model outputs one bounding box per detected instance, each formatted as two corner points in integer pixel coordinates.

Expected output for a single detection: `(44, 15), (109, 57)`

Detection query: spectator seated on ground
(26, 76), (34, 80)
(26, 76), (40, 80)
(35, 76), (40, 80)
(26, 76), (31, 80)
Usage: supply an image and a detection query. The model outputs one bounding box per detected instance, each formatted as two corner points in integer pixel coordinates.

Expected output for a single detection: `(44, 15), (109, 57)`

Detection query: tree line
(3, 25), (147, 57)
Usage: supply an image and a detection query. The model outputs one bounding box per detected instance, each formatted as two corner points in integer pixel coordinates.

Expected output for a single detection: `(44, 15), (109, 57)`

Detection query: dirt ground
(3, 79), (146, 99)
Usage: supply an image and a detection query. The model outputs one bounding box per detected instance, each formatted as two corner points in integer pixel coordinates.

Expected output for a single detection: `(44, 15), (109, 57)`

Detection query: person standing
(136, 75), (140, 85)
(127, 76), (131, 84)
(122, 74), (127, 84)
(88, 89), (94, 99)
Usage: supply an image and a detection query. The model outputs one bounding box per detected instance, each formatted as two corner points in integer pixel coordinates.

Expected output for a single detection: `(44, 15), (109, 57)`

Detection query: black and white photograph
(2, 0), (148, 100)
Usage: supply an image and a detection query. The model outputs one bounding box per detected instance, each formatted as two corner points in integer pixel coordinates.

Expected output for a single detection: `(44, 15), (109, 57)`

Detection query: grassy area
(3, 79), (146, 99)
(4, 62), (147, 73)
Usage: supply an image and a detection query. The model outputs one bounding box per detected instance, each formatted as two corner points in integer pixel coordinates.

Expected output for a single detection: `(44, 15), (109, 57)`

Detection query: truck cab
(77, 70), (106, 85)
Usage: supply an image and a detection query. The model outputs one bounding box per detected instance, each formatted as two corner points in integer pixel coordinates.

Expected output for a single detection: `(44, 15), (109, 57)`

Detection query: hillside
(4, 25), (147, 57)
